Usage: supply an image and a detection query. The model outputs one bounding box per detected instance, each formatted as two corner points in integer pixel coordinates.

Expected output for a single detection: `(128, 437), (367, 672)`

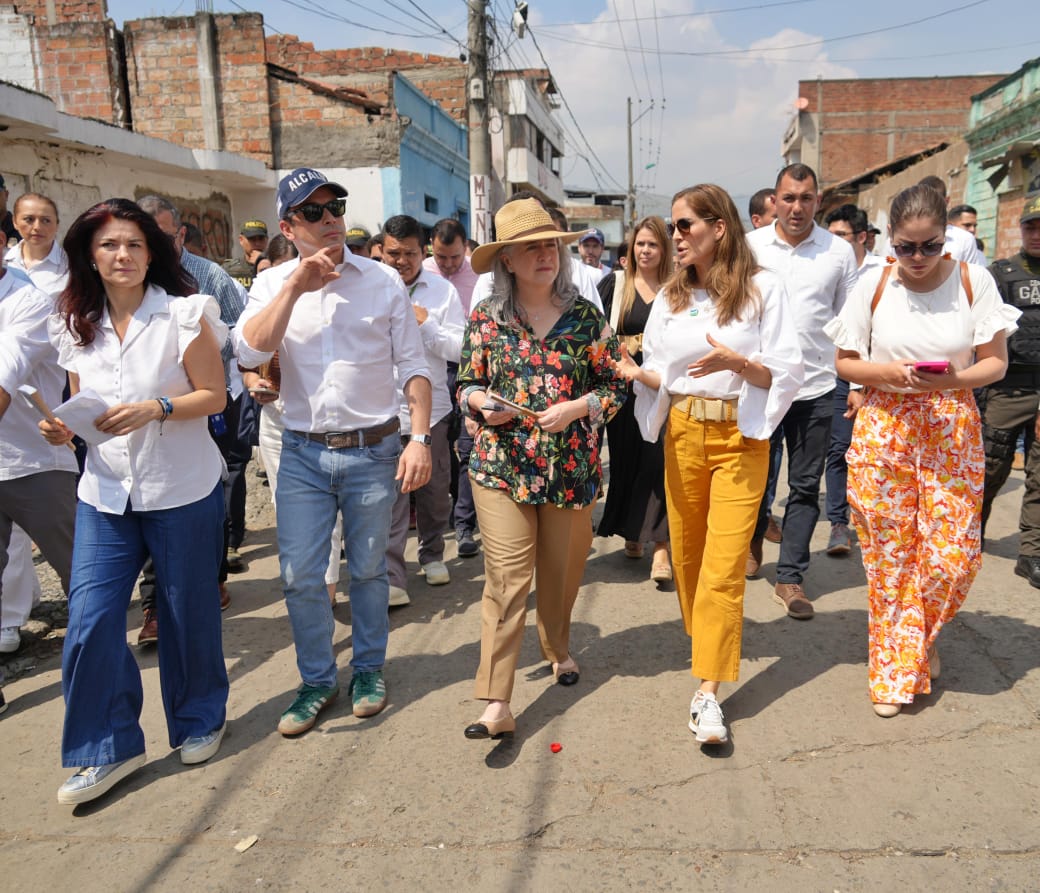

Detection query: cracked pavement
(1, 465), (1037, 891)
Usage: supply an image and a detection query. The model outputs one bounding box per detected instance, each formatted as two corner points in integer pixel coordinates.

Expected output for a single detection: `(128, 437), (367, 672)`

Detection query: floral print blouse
(457, 298), (626, 508)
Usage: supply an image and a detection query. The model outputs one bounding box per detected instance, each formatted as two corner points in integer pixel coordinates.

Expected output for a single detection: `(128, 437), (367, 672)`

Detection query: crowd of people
(0, 161), (1037, 802)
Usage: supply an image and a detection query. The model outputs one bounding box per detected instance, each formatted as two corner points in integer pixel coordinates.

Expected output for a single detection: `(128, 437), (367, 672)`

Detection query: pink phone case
(914, 362), (949, 374)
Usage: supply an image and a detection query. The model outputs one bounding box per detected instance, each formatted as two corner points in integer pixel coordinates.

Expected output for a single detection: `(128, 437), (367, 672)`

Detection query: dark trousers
(758, 390), (834, 585)
(754, 426), (785, 540)
(981, 386), (1040, 555)
(453, 425), (477, 533)
(225, 392), (253, 550)
(825, 378), (854, 525)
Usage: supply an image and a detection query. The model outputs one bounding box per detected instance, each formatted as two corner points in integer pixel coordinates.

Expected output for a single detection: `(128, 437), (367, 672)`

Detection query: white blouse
(634, 269), (805, 441)
(4, 240), (69, 300)
(49, 286), (228, 513)
(824, 262), (1020, 394)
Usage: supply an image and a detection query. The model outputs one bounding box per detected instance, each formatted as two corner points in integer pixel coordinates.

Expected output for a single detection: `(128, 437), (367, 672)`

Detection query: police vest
(992, 256), (1040, 366)
(221, 257), (254, 291)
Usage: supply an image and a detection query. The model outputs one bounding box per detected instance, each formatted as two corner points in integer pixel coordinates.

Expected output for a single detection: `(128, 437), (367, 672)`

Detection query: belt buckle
(691, 396), (705, 421)
(707, 401), (723, 423)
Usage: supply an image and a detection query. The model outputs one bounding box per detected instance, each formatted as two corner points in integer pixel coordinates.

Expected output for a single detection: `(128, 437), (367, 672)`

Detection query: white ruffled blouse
(634, 269), (805, 441)
(49, 286), (228, 513)
(824, 262), (1020, 393)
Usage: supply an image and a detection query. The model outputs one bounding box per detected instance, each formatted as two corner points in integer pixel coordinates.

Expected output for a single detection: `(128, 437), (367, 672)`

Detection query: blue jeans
(825, 378), (854, 525)
(61, 484), (227, 768)
(277, 429), (400, 687)
(774, 390), (835, 584)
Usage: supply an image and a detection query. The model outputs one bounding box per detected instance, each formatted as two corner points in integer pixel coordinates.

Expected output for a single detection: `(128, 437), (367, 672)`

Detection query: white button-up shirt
(236, 250), (430, 434)
(422, 254), (479, 316)
(944, 223), (984, 265)
(0, 270), (79, 481)
(747, 221), (858, 401)
(48, 286), (227, 513)
(399, 269), (465, 432)
(4, 240), (69, 299)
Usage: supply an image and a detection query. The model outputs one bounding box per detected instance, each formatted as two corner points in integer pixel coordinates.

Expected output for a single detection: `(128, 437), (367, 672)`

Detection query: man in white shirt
(917, 176), (984, 265)
(578, 228), (612, 280)
(746, 164), (858, 619)
(381, 214), (466, 601)
(238, 168), (433, 734)
(422, 218), (482, 558)
(0, 263), (78, 689)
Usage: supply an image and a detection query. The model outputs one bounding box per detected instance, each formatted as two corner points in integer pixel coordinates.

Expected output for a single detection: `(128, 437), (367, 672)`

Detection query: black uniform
(981, 251), (1040, 578)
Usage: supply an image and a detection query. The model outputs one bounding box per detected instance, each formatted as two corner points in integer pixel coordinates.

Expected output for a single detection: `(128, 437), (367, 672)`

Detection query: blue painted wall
(393, 73), (469, 232)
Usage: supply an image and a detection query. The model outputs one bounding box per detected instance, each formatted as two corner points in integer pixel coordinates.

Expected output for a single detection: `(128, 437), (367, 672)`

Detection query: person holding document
(39, 198), (230, 804)
(455, 197), (625, 741)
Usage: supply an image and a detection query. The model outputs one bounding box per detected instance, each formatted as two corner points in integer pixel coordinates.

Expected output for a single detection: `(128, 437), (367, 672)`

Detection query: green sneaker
(277, 683), (339, 736)
(349, 670), (387, 718)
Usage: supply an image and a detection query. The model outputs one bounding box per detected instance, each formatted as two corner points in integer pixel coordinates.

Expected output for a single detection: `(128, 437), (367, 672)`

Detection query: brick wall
(124, 14), (271, 163)
(995, 191), (1027, 260)
(266, 36), (467, 123)
(799, 75), (1005, 187)
(34, 20), (126, 125)
(12, 0), (107, 24)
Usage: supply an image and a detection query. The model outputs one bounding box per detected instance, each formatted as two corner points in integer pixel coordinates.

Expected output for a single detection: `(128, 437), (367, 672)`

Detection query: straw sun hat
(470, 198), (589, 274)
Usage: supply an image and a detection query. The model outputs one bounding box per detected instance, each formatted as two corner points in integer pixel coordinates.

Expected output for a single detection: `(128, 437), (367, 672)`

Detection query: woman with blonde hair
(5, 192), (68, 298)
(616, 184), (802, 744)
(457, 197), (625, 741)
(597, 216), (673, 581)
(825, 183), (1017, 717)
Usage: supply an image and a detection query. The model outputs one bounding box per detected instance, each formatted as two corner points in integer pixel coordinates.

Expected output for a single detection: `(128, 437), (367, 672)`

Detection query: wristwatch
(409, 433), (433, 446)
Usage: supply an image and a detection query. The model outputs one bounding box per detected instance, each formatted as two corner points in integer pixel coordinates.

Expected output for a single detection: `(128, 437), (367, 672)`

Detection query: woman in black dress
(597, 216), (674, 581)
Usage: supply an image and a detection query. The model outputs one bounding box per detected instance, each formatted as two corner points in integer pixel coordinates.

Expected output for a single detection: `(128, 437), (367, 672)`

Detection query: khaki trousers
(665, 408), (769, 682)
(471, 481), (594, 701)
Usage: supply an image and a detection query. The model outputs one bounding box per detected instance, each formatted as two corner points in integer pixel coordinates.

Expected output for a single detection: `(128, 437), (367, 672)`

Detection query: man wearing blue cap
(238, 168), (432, 734)
(579, 228), (611, 281)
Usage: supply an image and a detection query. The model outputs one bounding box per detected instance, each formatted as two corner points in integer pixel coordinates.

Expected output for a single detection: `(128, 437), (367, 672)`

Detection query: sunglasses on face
(288, 199), (346, 223)
(672, 216), (717, 235)
(891, 239), (945, 258)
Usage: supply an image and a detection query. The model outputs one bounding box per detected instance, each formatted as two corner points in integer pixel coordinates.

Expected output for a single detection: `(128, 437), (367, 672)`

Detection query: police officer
(981, 195), (1040, 587)
(222, 219), (269, 290)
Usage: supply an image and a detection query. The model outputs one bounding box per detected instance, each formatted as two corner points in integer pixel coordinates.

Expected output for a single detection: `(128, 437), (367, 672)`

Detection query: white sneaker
(0, 627), (20, 654)
(689, 690), (728, 744)
(421, 560), (450, 586)
(388, 585), (411, 607)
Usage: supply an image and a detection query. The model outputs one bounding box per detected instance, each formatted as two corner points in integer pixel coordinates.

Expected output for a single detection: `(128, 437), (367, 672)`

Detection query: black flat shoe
(552, 660), (580, 686)
(464, 716), (515, 739)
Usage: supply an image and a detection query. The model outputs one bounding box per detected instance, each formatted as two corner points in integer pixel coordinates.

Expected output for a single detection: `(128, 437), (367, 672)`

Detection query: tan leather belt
(670, 394), (738, 423)
(293, 417), (400, 449)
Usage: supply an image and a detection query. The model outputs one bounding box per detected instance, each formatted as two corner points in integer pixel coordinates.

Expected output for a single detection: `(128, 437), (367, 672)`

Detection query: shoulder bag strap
(869, 264), (895, 315)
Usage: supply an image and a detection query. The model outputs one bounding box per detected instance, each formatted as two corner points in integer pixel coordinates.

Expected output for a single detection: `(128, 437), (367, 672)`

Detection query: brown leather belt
(292, 417), (400, 449)
(670, 394), (738, 423)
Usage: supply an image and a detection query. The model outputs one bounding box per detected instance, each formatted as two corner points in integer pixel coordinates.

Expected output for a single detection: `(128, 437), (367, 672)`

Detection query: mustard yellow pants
(471, 482), (594, 701)
(664, 406), (769, 681)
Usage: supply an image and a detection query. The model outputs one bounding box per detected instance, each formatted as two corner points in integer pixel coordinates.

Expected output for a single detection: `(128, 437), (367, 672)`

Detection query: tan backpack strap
(870, 264), (895, 315)
(959, 261), (974, 307)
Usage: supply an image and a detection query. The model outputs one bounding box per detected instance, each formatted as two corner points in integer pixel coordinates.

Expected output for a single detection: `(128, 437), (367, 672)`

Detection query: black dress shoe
(464, 716), (515, 739)
(1014, 555), (1040, 589)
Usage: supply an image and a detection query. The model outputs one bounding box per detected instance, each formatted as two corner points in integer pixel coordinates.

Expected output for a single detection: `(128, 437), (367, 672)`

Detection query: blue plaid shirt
(180, 249), (244, 372)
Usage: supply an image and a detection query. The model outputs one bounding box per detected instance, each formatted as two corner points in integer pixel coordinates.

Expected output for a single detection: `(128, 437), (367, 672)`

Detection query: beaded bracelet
(155, 396), (174, 435)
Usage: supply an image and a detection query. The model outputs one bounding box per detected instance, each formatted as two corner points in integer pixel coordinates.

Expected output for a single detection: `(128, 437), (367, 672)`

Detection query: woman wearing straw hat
(457, 197), (626, 741)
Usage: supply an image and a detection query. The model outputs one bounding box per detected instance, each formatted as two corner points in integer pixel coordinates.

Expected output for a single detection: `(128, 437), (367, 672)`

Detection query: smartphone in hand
(913, 362), (950, 375)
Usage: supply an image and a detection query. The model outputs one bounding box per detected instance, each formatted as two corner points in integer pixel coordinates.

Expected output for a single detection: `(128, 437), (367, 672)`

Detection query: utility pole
(627, 96), (635, 232)
(467, 0), (493, 244)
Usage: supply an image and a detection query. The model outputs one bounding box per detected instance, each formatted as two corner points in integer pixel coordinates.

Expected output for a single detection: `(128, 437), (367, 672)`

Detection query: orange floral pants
(847, 388), (982, 704)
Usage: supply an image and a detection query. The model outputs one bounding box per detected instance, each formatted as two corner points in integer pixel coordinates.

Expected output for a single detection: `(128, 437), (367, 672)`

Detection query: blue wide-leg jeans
(61, 484), (227, 768)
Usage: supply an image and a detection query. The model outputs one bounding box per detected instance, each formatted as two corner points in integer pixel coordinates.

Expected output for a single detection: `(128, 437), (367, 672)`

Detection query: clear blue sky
(105, 0), (1037, 205)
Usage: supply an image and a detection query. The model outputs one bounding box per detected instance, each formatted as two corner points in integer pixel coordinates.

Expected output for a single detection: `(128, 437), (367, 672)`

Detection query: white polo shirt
(0, 270), (79, 481)
(399, 268), (465, 432)
(237, 248), (430, 434)
(4, 239), (69, 299)
(747, 221), (858, 401)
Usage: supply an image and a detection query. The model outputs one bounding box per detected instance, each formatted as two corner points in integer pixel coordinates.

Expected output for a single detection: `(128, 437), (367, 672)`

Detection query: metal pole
(627, 96), (635, 231)
(468, 0), (493, 244)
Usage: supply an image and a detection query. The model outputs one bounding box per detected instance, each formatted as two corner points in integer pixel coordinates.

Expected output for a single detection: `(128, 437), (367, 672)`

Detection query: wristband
(156, 396), (174, 435)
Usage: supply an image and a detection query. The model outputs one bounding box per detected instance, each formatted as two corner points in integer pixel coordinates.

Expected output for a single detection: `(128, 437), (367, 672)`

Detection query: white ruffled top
(824, 262), (1020, 393)
(50, 286), (228, 512)
(634, 269), (805, 441)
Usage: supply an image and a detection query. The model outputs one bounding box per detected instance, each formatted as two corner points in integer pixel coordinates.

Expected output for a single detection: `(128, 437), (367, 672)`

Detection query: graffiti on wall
(181, 205), (233, 262)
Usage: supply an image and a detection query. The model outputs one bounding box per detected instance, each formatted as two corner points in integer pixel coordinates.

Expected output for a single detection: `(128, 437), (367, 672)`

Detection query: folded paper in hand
(53, 389), (114, 445)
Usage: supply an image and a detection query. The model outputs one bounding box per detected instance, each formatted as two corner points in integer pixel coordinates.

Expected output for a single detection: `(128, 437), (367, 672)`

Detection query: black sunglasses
(891, 239), (945, 258)
(288, 199), (346, 223)
(672, 216), (717, 235)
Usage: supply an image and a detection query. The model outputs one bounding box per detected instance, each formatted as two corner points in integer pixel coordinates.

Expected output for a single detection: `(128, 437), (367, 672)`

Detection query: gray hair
(137, 194), (181, 228)
(484, 240), (580, 328)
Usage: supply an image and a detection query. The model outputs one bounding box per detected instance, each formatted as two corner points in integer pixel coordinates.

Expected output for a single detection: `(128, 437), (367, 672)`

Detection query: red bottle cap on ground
(550, 742), (562, 753)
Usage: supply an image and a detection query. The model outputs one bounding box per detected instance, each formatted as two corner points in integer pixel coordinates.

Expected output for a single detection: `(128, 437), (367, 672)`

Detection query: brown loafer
(773, 581), (813, 619)
(764, 515), (783, 544)
(137, 609), (158, 646)
(745, 537), (763, 579)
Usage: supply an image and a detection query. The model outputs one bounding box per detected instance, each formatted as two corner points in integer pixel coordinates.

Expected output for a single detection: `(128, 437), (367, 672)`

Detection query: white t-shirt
(944, 223), (984, 265)
(824, 262), (1019, 393)
(634, 269), (805, 441)
(49, 286), (227, 512)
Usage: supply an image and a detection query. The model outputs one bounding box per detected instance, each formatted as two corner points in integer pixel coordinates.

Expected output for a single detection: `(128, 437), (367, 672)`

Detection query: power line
(270, 0), (458, 44)
(537, 0), (817, 29)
